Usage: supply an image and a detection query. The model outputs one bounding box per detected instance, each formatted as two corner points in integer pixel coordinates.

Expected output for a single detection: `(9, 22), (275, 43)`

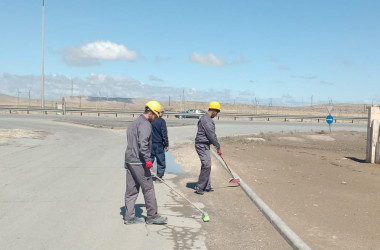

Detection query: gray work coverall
(124, 115), (158, 221)
(195, 113), (221, 191)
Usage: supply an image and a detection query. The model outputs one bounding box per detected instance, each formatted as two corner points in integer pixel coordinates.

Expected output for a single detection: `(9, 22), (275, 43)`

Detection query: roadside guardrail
(0, 107), (367, 123)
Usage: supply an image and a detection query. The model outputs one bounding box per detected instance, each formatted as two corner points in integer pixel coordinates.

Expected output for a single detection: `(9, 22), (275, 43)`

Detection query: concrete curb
(211, 150), (312, 250)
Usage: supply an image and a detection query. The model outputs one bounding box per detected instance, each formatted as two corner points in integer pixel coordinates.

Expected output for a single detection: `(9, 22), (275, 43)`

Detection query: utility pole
(41, 0), (45, 108)
(254, 97), (259, 115)
(182, 89), (185, 110)
(17, 88), (20, 107)
(310, 95), (313, 107)
(71, 78), (74, 97)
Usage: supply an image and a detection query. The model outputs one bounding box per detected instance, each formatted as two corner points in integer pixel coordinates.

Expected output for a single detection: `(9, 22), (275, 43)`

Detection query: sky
(0, 0), (379, 106)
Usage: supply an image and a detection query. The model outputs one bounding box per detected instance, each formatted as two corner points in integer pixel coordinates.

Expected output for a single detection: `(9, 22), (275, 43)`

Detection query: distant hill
(0, 93), (16, 101)
(0, 92), (375, 116)
(87, 96), (133, 103)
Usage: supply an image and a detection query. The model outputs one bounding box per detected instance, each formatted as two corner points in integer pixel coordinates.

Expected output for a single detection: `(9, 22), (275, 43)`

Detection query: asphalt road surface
(0, 114), (366, 249)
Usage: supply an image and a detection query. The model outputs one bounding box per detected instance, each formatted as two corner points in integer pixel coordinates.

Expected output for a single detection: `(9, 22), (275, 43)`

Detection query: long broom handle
(151, 172), (204, 214)
(219, 155), (234, 177)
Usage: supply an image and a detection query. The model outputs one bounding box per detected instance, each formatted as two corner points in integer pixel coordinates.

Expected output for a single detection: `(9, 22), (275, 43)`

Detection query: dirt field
(171, 131), (380, 250)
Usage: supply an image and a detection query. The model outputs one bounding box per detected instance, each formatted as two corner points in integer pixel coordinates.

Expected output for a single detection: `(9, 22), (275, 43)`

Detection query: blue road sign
(326, 114), (334, 124)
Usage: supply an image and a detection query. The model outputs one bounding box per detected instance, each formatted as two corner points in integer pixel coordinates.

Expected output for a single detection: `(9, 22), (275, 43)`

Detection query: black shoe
(146, 215), (168, 225)
(194, 186), (204, 195)
(124, 217), (145, 225)
(205, 188), (214, 192)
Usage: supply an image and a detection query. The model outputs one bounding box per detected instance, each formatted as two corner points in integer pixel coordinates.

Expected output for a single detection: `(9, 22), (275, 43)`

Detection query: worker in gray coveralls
(194, 101), (222, 195)
(124, 101), (168, 225)
(151, 109), (169, 182)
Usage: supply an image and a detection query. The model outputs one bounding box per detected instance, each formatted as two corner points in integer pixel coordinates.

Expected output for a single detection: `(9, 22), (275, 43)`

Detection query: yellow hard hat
(208, 101), (221, 111)
(145, 100), (162, 117)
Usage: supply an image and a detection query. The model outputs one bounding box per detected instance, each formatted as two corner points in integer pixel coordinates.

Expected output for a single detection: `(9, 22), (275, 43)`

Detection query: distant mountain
(87, 96), (134, 103)
(0, 93), (17, 101)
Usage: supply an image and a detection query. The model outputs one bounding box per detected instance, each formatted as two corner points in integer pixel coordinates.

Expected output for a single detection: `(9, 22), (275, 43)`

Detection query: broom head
(229, 178), (240, 183)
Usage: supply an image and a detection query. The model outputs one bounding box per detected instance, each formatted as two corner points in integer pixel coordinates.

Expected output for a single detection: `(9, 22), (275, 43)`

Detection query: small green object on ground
(202, 212), (210, 222)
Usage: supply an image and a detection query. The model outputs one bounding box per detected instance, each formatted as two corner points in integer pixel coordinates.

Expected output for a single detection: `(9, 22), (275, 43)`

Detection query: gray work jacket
(125, 114), (152, 165)
(195, 113), (220, 149)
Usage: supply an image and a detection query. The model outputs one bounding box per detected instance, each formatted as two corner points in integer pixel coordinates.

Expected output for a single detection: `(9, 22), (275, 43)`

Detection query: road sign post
(326, 104), (334, 132)
(326, 114), (334, 132)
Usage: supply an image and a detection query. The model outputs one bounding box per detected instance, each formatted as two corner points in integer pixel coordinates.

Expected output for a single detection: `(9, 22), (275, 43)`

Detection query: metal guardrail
(0, 107), (141, 117)
(0, 107), (367, 123)
(219, 113), (367, 123)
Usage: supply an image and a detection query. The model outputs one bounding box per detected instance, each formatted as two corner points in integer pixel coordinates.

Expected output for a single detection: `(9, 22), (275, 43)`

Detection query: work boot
(194, 185), (204, 195)
(205, 187), (214, 192)
(124, 217), (145, 225)
(146, 215), (168, 225)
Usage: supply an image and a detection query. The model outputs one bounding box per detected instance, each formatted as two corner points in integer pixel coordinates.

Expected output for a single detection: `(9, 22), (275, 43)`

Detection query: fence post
(366, 107), (380, 163)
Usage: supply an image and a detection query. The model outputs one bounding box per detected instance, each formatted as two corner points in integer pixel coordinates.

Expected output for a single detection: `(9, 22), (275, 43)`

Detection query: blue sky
(0, 0), (379, 105)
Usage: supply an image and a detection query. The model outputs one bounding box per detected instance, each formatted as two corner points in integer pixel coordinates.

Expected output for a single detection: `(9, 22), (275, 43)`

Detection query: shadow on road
(185, 182), (197, 190)
(186, 182), (239, 191)
(120, 204), (145, 220)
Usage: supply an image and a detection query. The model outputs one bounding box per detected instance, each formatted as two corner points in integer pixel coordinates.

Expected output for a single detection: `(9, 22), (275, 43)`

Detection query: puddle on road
(152, 149), (185, 175)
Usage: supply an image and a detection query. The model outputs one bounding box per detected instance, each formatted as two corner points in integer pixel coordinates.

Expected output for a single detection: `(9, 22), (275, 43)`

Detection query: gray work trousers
(125, 163), (158, 220)
(195, 143), (212, 190)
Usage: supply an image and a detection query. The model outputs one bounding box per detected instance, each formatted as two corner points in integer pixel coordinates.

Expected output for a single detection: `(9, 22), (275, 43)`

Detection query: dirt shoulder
(171, 131), (380, 250)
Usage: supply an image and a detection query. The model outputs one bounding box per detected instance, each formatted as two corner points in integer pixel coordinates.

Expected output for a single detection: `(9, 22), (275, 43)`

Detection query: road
(0, 114), (367, 249)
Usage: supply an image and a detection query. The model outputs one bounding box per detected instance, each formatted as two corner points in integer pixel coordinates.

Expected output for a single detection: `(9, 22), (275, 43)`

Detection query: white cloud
(320, 80), (334, 86)
(337, 56), (352, 68)
(149, 75), (164, 82)
(277, 65), (289, 71)
(231, 55), (248, 65)
(270, 57), (289, 71)
(0, 73), (237, 103)
(190, 53), (226, 66)
(1, 73), (361, 106)
(61, 41), (139, 66)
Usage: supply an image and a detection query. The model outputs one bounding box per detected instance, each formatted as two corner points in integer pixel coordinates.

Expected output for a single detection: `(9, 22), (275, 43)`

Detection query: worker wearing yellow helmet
(145, 100), (162, 118)
(124, 100), (167, 225)
(194, 101), (222, 195)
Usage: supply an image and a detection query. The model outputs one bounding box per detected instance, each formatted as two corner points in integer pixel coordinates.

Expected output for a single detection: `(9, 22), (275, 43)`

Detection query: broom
(219, 155), (240, 183)
(151, 173), (210, 222)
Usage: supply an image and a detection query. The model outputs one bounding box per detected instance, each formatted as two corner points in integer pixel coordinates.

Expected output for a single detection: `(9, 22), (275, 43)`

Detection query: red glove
(217, 148), (222, 156)
(145, 160), (153, 169)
